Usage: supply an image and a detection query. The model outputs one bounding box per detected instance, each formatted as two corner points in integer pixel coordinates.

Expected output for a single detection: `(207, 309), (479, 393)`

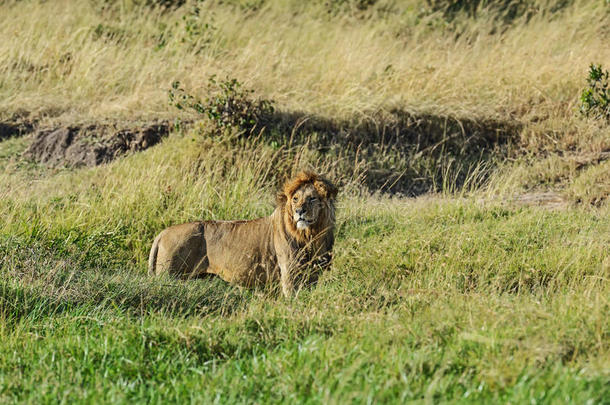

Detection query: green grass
(1, 0), (609, 402)
(1, 133), (609, 403)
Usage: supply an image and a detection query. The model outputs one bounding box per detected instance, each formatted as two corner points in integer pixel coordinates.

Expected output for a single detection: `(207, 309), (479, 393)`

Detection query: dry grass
(1, 0), (609, 153)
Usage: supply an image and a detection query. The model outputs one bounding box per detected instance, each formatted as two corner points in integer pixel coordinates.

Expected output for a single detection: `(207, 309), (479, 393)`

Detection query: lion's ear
(276, 192), (288, 207)
(314, 179), (338, 201)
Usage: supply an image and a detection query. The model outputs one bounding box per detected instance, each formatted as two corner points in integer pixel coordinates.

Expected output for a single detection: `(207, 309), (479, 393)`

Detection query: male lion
(148, 172), (338, 297)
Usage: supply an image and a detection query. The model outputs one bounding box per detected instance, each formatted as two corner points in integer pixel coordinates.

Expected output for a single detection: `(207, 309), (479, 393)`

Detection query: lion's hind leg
(148, 222), (209, 279)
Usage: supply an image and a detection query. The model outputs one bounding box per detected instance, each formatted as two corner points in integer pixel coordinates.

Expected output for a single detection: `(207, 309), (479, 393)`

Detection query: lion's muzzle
(294, 207), (314, 229)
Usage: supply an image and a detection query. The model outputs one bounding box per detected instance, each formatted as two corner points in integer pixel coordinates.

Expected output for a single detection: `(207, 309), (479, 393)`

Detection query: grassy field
(1, 0), (609, 403)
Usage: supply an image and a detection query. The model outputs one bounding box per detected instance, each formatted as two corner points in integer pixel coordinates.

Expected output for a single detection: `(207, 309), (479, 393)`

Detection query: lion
(148, 171), (338, 297)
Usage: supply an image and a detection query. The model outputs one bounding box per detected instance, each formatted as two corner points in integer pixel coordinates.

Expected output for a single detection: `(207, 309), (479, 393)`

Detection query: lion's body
(148, 172), (337, 296)
(148, 216), (280, 286)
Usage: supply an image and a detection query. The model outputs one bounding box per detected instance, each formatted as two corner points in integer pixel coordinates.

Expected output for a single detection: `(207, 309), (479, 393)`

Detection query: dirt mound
(0, 115), (36, 141)
(24, 123), (170, 167)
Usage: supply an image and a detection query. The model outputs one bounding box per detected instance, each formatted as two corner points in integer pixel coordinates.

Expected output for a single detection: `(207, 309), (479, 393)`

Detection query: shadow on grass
(0, 271), (251, 326)
(0, 237), (252, 325)
(261, 107), (522, 196)
(0, 112), (36, 142)
(6, 106), (522, 196)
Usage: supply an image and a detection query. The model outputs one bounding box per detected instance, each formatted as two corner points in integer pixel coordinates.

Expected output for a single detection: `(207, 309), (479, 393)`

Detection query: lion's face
(279, 171), (338, 244)
(289, 184), (323, 230)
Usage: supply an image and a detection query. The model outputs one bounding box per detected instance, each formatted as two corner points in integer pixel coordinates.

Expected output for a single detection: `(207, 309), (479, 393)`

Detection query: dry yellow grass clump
(1, 0), (609, 153)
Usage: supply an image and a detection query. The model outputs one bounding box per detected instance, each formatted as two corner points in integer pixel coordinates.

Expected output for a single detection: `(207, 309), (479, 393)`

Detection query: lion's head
(278, 171), (338, 244)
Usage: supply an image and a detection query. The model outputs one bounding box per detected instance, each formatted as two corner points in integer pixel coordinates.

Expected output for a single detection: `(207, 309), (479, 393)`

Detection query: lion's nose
(295, 207), (305, 216)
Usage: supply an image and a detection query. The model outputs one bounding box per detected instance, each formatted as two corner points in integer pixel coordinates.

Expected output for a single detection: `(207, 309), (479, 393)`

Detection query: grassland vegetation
(580, 63), (610, 121)
(0, 0), (609, 402)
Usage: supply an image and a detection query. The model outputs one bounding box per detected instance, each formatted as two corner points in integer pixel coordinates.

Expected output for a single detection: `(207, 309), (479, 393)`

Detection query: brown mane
(278, 171), (338, 245)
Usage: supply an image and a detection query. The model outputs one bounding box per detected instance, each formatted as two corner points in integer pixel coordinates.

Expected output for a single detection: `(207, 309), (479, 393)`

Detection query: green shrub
(580, 63), (610, 121)
(154, 3), (217, 52)
(169, 75), (275, 134)
(180, 4), (217, 53)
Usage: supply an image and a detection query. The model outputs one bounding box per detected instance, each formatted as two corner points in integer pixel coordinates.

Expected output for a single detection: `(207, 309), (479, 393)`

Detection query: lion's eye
(292, 196), (298, 202)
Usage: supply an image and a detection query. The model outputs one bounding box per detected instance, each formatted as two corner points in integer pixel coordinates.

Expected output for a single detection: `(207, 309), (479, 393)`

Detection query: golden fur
(148, 172), (338, 297)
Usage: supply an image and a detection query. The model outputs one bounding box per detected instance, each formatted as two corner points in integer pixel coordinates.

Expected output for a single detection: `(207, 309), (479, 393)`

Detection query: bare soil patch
(24, 122), (170, 167)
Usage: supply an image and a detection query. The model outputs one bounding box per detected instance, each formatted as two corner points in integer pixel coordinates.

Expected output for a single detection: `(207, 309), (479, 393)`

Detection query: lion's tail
(148, 232), (162, 276)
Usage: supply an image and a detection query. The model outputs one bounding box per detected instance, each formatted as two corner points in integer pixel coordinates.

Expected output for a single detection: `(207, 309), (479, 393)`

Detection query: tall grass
(1, 0), (608, 152)
(1, 1), (609, 402)
(1, 141), (608, 400)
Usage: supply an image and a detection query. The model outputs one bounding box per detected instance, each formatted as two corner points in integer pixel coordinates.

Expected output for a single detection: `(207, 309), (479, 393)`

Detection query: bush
(580, 63), (610, 122)
(169, 75), (275, 134)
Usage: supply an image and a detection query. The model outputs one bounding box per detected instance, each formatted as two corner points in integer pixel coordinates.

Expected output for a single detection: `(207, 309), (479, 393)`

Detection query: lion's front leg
(274, 233), (298, 298)
(279, 256), (324, 298)
(278, 258), (296, 298)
